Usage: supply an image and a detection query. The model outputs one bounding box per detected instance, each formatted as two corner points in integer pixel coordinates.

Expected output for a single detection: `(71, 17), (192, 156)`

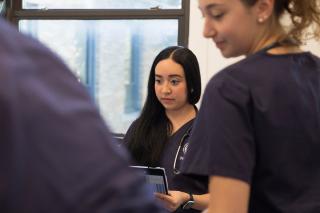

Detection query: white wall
(188, 0), (320, 91)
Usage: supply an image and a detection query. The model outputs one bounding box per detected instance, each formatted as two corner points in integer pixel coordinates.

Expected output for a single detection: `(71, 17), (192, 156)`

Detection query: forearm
(208, 176), (250, 213)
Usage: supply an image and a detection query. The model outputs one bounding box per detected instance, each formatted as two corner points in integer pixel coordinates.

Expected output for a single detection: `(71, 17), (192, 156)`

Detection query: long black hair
(126, 46), (201, 167)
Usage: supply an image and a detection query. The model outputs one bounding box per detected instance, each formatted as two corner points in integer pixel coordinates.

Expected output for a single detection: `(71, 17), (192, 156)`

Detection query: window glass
(19, 20), (178, 133)
(23, 0), (182, 9)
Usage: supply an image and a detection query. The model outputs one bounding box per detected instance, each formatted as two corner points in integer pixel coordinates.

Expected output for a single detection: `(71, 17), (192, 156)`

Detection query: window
(21, 0), (183, 9)
(7, 0), (190, 134)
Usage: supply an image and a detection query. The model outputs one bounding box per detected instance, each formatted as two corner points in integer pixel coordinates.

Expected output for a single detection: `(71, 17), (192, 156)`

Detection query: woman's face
(154, 58), (190, 112)
(199, 0), (263, 57)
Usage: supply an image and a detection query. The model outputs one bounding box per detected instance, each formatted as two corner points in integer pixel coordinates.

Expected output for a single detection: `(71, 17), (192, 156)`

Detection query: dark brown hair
(242, 0), (320, 44)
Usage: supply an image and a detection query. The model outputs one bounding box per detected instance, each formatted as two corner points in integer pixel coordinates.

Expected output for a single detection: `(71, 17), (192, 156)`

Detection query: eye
(170, 78), (180, 85)
(205, 8), (225, 20)
(209, 12), (224, 20)
(155, 78), (161, 84)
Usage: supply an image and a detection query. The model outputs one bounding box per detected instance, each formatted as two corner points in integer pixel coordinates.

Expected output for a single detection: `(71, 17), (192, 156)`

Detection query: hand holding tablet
(130, 166), (169, 194)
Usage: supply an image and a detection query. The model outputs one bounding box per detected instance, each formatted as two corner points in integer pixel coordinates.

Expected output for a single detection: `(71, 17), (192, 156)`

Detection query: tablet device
(130, 166), (169, 194)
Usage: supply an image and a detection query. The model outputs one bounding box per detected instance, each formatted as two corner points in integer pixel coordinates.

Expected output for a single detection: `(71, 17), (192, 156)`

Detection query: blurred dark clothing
(0, 18), (163, 213)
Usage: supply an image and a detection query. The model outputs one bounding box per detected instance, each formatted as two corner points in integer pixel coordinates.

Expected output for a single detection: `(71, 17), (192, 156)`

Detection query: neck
(248, 32), (284, 55)
(247, 18), (290, 54)
(166, 104), (196, 134)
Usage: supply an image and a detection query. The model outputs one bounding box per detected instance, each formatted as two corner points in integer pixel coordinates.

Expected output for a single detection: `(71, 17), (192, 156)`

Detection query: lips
(215, 40), (226, 49)
(160, 98), (175, 104)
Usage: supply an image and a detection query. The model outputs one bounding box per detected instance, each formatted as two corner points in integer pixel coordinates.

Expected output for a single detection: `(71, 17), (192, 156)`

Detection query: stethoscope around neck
(173, 127), (192, 175)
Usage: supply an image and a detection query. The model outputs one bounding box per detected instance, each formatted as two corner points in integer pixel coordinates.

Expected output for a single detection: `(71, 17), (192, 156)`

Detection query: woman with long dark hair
(124, 46), (208, 213)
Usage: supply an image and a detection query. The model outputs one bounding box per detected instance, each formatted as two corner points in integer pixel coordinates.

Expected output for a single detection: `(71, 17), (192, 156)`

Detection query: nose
(162, 82), (171, 95)
(203, 17), (216, 38)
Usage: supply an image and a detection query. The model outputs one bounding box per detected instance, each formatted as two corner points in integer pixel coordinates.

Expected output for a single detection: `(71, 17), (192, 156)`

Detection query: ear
(253, 0), (275, 23)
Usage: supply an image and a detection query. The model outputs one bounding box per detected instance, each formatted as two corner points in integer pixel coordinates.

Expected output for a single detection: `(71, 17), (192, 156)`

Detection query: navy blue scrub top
(160, 119), (208, 213)
(124, 119), (208, 213)
(161, 119), (208, 194)
(182, 47), (320, 213)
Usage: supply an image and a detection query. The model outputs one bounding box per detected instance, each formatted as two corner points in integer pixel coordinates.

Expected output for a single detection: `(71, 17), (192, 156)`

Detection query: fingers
(155, 193), (172, 203)
(166, 204), (178, 212)
(154, 192), (182, 212)
(154, 192), (167, 199)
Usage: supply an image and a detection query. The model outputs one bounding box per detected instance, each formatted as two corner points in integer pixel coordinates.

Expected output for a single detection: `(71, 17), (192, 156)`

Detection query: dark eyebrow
(155, 74), (183, 78)
(169, 74), (183, 78)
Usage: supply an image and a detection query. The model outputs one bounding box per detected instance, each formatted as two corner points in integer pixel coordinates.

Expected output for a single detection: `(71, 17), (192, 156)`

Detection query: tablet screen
(130, 166), (169, 194)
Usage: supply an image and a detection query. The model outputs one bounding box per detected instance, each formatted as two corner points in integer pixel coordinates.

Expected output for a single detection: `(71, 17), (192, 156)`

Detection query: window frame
(6, 0), (190, 46)
(5, 0), (190, 136)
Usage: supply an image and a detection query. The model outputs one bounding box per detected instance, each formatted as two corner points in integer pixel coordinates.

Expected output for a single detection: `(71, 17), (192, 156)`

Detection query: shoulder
(204, 61), (252, 108)
(185, 117), (195, 133)
(211, 53), (271, 83)
(123, 119), (139, 145)
(0, 21), (84, 114)
(126, 119), (139, 134)
(205, 51), (310, 102)
(202, 52), (287, 110)
(0, 19), (109, 148)
(0, 19), (76, 86)
(208, 53), (263, 87)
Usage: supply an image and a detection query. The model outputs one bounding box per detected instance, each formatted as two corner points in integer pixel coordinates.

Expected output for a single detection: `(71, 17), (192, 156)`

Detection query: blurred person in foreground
(0, 18), (164, 213)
